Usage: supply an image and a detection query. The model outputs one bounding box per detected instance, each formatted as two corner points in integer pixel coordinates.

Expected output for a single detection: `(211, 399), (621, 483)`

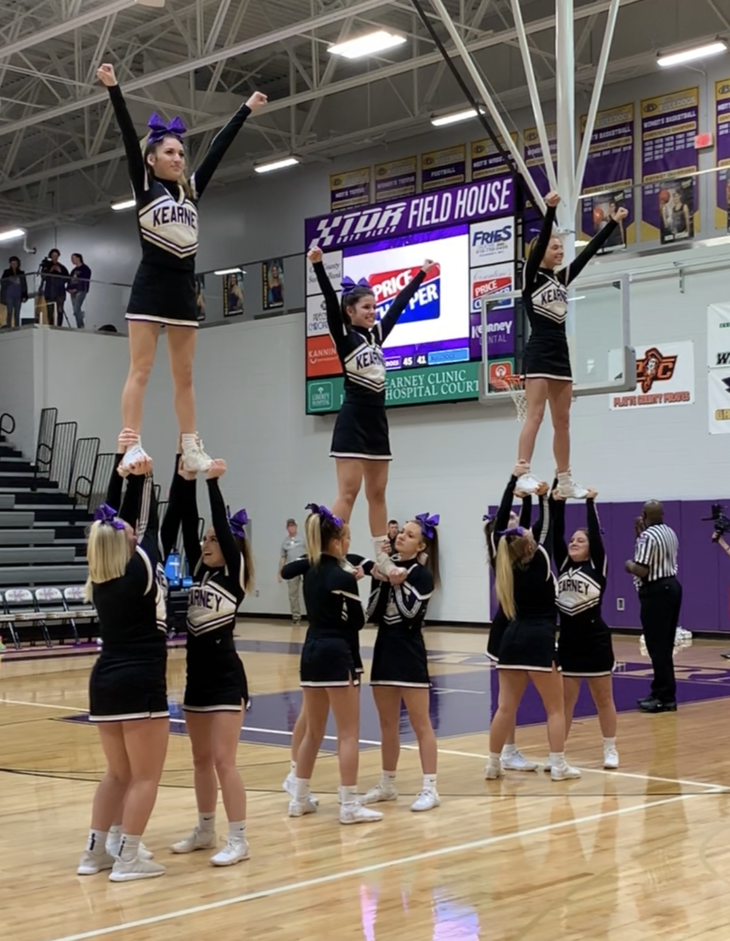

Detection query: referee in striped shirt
(625, 501), (682, 713)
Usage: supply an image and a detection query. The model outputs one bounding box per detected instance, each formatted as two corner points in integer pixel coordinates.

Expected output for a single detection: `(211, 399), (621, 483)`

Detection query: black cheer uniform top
(108, 84), (252, 326)
(554, 498), (607, 626)
(366, 558), (434, 631)
(522, 205), (619, 380)
(510, 493), (557, 622)
(313, 260), (426, 405)
(93, 474), (166, 660)
(303, 554), (364, 647)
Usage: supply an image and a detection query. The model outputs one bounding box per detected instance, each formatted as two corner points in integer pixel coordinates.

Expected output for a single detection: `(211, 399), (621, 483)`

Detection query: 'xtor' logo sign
(636, 346), (677, 393)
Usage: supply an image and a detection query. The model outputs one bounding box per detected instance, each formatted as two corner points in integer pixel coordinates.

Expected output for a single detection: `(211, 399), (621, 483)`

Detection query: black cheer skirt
(126, 263), (199, 328)
(487, 606), (509, 661)
(183, 649), (249, 712)
(330, 400), (391, 461)
(370, 628), (430, 688)
(497, 616), (559, 672)
(523, 333), (572, 381)
(558, 618), (615, 678)
(300, 635), (360, 687)
(89, 655), (169, 721)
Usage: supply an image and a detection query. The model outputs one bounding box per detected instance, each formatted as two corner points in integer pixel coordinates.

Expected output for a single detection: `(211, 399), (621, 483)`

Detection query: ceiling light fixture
(657, 39), (727, 68)
(0, 227), (26, 243)
(254, 156), (300, 174)
(328, 30), (407, 60)
(431, 108), (479, 127)
(110, 198), (136, 211)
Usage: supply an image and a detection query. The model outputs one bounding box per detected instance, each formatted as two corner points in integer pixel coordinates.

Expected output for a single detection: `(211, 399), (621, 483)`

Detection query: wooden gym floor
(2, 622), (730, 941)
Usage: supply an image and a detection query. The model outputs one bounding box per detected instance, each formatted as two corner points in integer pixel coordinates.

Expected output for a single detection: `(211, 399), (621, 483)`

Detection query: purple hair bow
(227, 507), (249, 539)
(147, 112), (187, 145)
(415, 513), (440, 540)
(497, 525), (527, 538)
(306, 502), (343, 529)
(483, 513), (494, 523)
(341, 276), (371, 294)
(94, 503), (125, 531)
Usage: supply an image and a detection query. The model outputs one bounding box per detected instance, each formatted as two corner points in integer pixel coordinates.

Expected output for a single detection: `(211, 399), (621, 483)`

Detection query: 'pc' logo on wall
(370, 266), (441, 325)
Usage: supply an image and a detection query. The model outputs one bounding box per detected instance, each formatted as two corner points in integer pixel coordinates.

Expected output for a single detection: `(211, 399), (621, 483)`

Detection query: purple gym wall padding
(486, 498), (730, 633)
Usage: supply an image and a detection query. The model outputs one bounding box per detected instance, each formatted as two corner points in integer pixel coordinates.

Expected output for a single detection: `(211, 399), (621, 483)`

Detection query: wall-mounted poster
(374, 156), (417, 201)
(640, 88), (699, 243)
(329, 168), (371, 211)
(222, 271), (244, 317)
(714, 79), (730, 231)
(579, 103), (634, 246)
(420, 144), (466, 191)
(471, 132), (518, 180)
(609, 340), (694, 410)
(262, 258), (285, 310)
(194, 273), (206, 321)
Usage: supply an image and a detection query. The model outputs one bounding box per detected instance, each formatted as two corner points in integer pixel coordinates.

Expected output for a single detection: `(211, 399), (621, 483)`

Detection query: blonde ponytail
(495, 538), (516, 620)
(85, 521), (130, 599)
(305, 514), (323, 565)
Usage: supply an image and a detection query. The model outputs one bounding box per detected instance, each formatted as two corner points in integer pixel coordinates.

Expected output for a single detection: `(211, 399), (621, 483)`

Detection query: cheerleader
(307, 246), (437, 575)
(289, 504), (382, 825)
(485, 472), (580, 782)
(515, 191), (628, 498)
(360, 514), (440, 812)
(483, 473), (542, 774)
(553, 488), (618, 769)
(96, 63), (267, 473)
(280, 548), (366, 804)
(77, 458), (169, 882)
(166, 459), (253, 866)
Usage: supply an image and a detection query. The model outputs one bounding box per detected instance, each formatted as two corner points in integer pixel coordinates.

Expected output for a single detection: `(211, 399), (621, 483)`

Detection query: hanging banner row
(329, 82), (730, 245)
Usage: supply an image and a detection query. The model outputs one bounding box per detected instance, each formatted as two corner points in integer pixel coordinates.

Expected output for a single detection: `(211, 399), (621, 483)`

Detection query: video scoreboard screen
(304, 176), (517, 414)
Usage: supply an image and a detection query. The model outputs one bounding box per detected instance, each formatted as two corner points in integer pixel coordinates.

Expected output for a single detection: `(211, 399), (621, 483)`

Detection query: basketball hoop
(493, 375), (527, 423)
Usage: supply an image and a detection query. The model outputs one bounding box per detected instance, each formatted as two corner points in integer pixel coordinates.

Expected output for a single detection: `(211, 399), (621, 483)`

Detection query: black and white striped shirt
(633, 523), (679, 589)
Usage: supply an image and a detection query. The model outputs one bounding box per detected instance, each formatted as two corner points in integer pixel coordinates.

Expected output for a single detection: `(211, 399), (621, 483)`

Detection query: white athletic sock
(228, 821), (246, 841)
(289, 760), (297, 776)
(548, 751), (566, 768)
(86, 829), (109, 855)
(557, 471), (571, 481)
(339, 784), (358, 807)
(109, 824), (123, 838)
(422, 774), (437, 790)
(181, 433), (199, 451)
(501, 743), (517, 757)
(118, 834), (140, 862)
(198, 812), (216, 833)
(603, 737), (617, 750)
(380, 770), (397, 787)
(488, 751), (501, 764)
(294, 777), (311, 801)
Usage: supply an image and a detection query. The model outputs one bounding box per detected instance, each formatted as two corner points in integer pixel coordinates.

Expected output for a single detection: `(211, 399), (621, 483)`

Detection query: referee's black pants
(639, 576), (682, 703)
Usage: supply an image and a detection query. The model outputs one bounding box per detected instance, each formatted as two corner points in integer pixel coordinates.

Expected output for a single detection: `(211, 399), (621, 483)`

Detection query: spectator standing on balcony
(69, 253), (92, 329)
(39, 249), (70, 326)
(0, 256), (28, 328)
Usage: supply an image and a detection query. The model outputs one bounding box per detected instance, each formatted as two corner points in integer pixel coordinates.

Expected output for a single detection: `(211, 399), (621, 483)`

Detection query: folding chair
(35, 587), (78, 644)
(0, 591), (21, 650)
(3, 588), (51, 647)
(63, 586), (97, 642)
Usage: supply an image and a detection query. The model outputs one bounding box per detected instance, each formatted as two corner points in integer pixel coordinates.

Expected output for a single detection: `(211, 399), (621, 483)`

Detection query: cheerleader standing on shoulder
(96, 62), (267, 474)
(166, 457), (254, 866)
(77, 454), (170, 883)
(553, 487), (618, 770)
(307, 245), (437, 576)
(360, 514), (441, 812)
(515, 191), (628, 499)
(289, 504), (382, 825)
(483, 473), (540, 774)
(485, 473), (581, 782)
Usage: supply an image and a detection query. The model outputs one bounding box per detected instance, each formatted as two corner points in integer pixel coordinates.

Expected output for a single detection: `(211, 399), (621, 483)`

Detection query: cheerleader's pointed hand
(308, 247), (323, 265)
(388, 569), (408, 586)
(552, 488), (567, 501)
(97, 64), (117, 87)
(421, 258), (437, 274)
(545, 191), (561, 208)
(206, 459), (226, 480)
(586, 488), (598, 499)
(610, 206), (628, 223)
(535, 481), (549, 496)
(117, 428), (138, 453)
(353, 565), (365, 581)
(129, 456), (152, 476)
(177, 456), (197, 481)
(246, 91), (268, 112)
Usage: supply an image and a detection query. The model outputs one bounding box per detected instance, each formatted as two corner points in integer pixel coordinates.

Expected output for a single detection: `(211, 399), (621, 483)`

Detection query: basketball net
(494, 375), (527, 423)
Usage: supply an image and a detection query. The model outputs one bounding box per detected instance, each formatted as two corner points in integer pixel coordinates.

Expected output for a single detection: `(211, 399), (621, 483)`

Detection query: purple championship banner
(579, 103), (634, 246)
(420, 144), (466, 192)
(374, 157), (417, 202)
(715, 79), (730, 231)
(640, 87), (699, 244)
(471, 132), (518, 180)
(305, 175), (514, 249)
(329, 167), (371, 212)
